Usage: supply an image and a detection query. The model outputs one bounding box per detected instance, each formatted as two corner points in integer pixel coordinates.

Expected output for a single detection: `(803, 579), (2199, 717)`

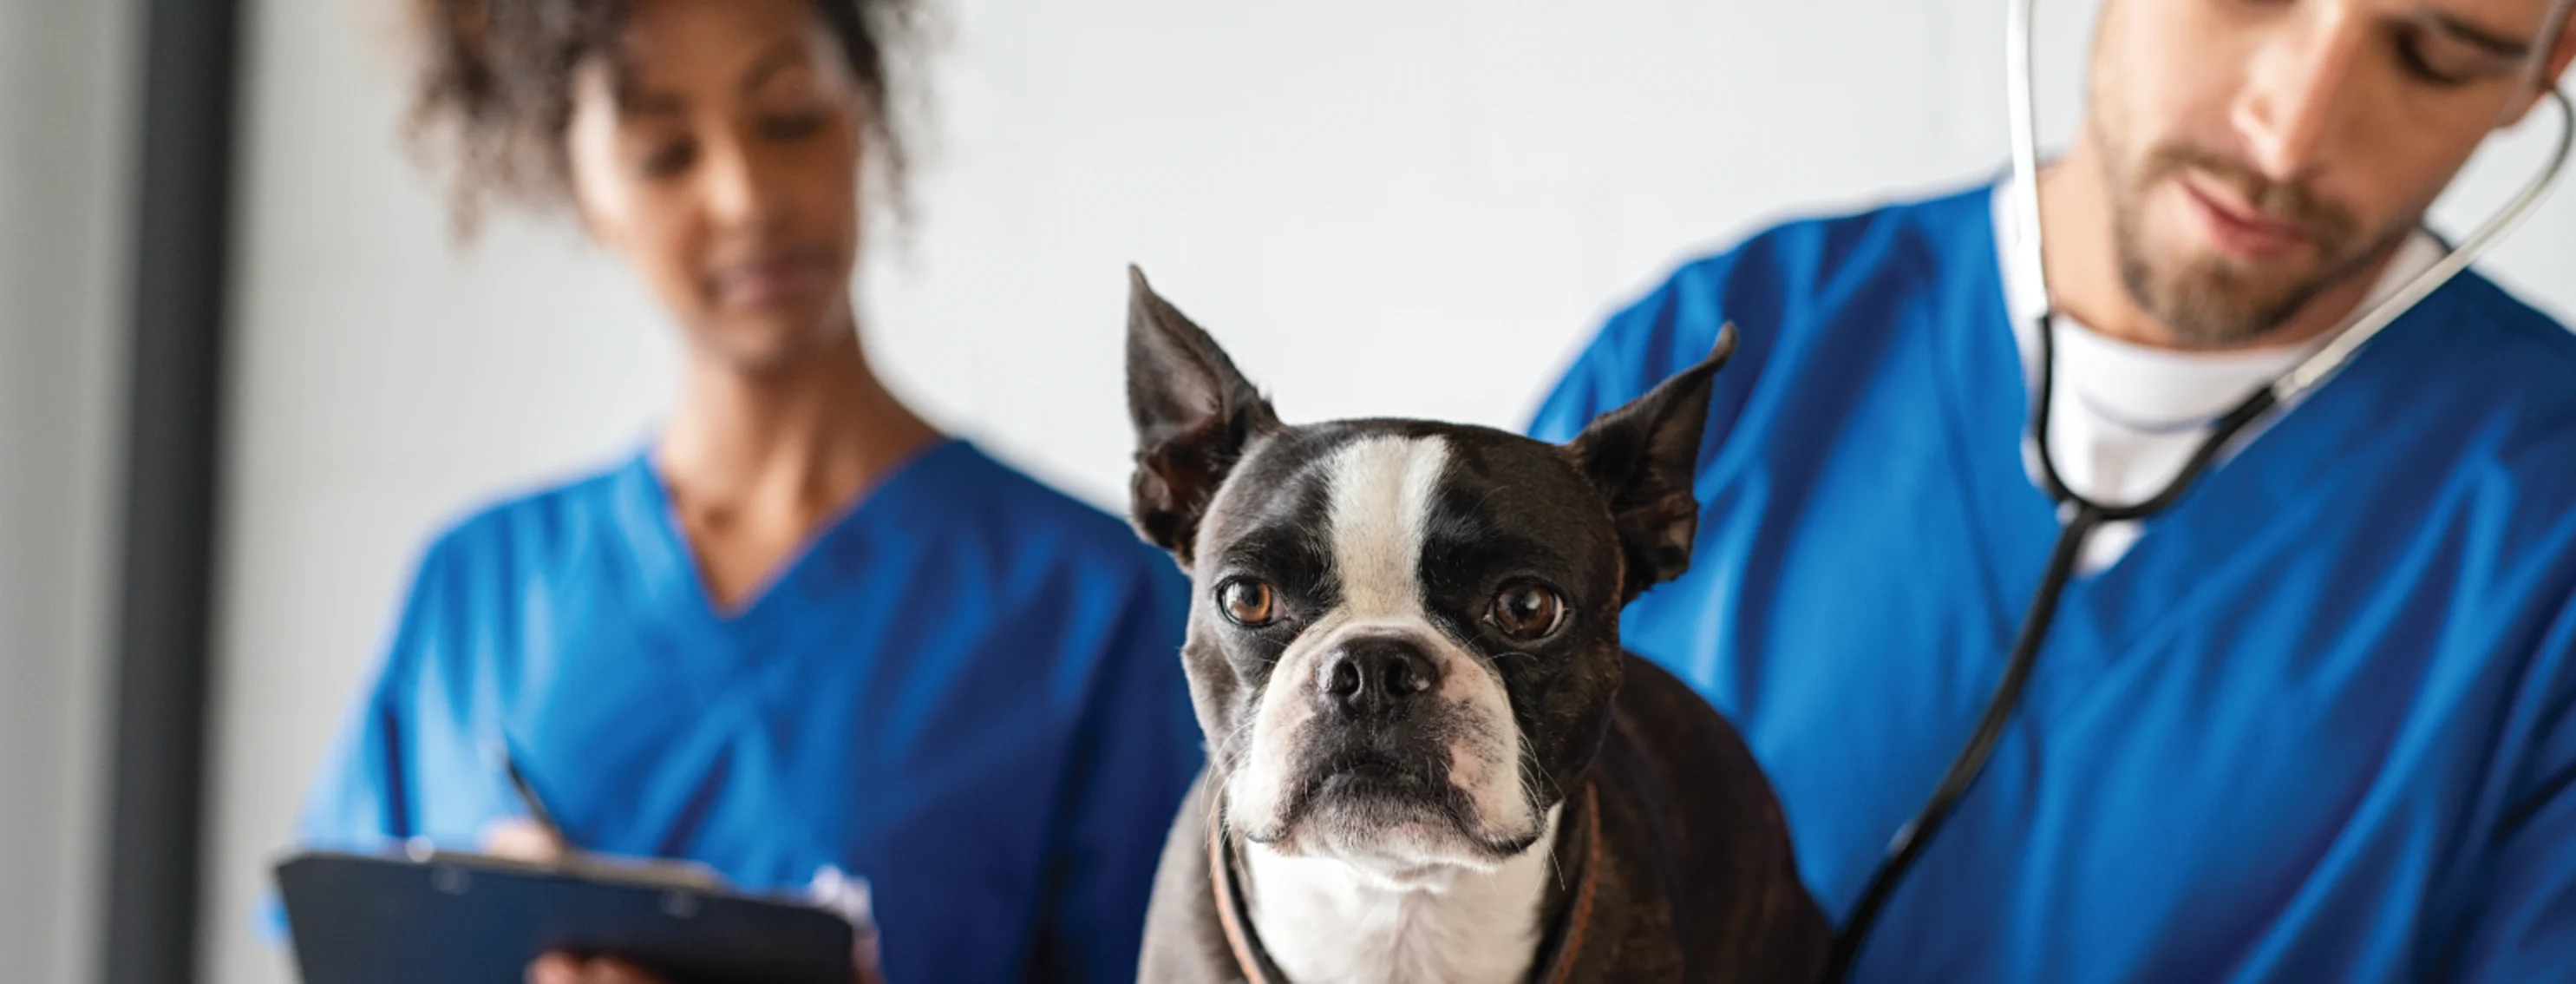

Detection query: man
(1530, 0), (2576, 979)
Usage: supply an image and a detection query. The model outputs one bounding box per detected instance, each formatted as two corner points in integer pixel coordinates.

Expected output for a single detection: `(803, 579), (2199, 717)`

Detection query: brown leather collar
(1209, 782), (1605, 984)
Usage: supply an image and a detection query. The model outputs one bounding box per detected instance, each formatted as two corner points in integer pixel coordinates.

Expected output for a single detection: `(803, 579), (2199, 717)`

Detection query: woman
(287, 2), (1200, 981)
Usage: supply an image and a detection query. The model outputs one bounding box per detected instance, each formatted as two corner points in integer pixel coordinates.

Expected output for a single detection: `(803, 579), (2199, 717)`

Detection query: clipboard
(274, 850), (856, 984)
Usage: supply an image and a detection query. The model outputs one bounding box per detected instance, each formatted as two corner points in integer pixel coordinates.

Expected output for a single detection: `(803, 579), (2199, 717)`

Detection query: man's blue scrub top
(291, 439), (1203, 983)
(1530, 184), (2576, 981)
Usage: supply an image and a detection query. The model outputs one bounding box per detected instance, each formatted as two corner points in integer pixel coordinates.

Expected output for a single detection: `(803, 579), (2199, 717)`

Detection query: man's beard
(2102, 141), (2407, 349)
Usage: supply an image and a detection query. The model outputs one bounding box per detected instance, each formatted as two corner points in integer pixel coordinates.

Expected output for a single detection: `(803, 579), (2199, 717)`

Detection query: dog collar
(1208, 781), (1606, 984)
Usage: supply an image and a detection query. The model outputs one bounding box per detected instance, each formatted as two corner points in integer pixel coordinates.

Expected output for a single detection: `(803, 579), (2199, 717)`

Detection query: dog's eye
(1488, 581), (1566, 641)
(1219, 578), (1279, 627)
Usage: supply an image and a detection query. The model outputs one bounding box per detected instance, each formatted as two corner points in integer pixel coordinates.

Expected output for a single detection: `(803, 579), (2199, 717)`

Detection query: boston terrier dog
(1122, 267), (1831, 984)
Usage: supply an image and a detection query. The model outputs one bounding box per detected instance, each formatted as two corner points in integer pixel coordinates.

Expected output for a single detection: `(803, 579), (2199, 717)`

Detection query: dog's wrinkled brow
(1421, 527), (1570, 587)
(1215, 528), (1332, 588)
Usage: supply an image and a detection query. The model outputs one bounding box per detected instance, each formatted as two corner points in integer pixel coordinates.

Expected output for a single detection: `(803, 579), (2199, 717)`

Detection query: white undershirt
(1990, 178), (2443, 573)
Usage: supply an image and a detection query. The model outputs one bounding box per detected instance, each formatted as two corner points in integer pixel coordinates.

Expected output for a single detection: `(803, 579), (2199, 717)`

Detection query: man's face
(2088, 0), (2570, 347)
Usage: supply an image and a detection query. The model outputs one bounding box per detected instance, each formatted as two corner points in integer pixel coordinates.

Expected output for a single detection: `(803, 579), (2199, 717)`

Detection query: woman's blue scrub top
(290, 439), (1203, 984)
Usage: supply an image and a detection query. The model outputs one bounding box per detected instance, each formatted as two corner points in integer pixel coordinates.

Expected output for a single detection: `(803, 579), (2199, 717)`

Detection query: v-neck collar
(612, 436), (969, 645)
(1924, 184), (2461, 679)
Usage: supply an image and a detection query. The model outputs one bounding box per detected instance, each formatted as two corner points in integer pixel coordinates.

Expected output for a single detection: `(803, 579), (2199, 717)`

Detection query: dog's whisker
(1122, 294), (1821, 977)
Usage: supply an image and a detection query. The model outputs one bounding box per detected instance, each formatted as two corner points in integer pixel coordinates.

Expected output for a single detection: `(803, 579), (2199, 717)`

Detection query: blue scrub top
(290, 438), (1203, 984)
(1530, 183), (2576, 981)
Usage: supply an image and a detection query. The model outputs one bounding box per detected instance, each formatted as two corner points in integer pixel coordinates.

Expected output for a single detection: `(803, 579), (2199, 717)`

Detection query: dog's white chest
(1243, 810), (1561, 984)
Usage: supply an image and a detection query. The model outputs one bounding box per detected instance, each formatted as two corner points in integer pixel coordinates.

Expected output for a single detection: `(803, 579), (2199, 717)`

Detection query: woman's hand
(481, 817), (571, 863)
(525, 954), (669, 984)
(487, 821), (884, 984)
(490, 824), (668, 983)
(524, 953), (884, 984)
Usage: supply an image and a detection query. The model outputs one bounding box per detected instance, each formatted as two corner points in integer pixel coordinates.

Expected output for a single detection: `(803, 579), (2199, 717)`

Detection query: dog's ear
(1563, 323), (1736, 602)
(1125, 266), (1280, 564)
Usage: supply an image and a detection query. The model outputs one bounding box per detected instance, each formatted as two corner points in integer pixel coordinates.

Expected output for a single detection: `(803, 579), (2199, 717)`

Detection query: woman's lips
(713, 251), (834, 308)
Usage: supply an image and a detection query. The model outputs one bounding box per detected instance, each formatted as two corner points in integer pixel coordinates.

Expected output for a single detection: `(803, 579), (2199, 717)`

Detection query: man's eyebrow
(2420, 10), (2537, 57)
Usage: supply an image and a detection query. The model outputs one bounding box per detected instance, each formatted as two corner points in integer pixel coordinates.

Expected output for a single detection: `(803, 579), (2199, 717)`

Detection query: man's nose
(2231, 11), (2367, 182)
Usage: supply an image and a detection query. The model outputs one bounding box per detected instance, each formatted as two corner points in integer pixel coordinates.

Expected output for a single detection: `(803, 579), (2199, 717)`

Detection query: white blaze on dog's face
(1214, 435), (1537, 873)
(1121, 267), (1733, 882)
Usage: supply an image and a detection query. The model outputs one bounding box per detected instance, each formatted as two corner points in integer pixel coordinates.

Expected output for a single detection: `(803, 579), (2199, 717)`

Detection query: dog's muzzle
(1318, 633), (1438, 720)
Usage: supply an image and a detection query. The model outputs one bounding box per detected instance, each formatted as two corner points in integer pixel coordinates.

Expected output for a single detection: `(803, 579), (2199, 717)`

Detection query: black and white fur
(1123, 267), (1829, 983)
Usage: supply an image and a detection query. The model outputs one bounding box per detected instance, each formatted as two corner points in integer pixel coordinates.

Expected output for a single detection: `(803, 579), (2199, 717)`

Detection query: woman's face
(563, 0), (866, 373)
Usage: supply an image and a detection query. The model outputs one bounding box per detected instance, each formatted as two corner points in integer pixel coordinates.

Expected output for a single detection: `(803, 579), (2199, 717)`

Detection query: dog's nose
(1320, 635), (1439, 718)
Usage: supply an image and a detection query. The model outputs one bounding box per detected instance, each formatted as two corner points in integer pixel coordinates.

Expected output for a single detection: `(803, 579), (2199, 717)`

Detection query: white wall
(202, 2), (2576, 983)
(0, 0), (136, 981)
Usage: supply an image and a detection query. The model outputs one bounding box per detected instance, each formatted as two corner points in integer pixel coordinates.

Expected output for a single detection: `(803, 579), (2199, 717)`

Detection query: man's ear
(1126, 266), (1280, 565)
(1563, 323), (1736, 602)
(2508, 4), (2576, 124)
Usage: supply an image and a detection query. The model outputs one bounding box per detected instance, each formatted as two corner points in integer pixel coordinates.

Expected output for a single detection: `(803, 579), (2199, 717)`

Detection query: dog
(1121, 267), (1831, 983)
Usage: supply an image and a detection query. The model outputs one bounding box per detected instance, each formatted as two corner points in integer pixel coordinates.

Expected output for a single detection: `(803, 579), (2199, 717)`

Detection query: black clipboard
(274, 850), (855, 984)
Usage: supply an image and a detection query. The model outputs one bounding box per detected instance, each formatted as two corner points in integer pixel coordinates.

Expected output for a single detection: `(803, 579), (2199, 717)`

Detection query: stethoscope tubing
(1822, 0), (2575, 978)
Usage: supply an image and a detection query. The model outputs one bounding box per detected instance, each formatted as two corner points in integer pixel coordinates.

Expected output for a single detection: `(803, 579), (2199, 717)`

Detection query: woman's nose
(696, 135), (783, 231)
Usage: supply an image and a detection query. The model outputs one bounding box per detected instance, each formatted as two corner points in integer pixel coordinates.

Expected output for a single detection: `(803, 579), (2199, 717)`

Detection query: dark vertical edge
(99, 0), (240, 980)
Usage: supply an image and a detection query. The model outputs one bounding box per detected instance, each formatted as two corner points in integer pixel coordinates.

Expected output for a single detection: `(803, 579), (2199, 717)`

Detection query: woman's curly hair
(403, 0), (925, 234)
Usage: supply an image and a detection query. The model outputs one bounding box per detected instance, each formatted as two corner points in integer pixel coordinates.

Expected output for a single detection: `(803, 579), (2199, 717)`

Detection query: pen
(486, 735), (572, 853)
(479, 734), (724, 889)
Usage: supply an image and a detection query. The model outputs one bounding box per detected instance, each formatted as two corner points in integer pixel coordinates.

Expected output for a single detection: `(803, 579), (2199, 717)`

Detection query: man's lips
(2178, 178), (2311, 260)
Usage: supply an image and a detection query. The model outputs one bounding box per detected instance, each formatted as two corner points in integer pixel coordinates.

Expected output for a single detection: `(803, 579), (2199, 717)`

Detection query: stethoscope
(1822, 0), (2576, 977)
